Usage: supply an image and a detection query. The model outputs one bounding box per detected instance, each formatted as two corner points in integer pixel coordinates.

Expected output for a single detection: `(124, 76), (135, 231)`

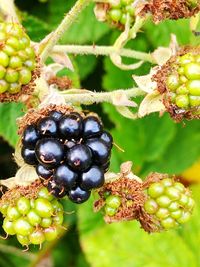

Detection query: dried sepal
(140, 0), (200, 23)
(17, 104), (76, 135)
(94, 162), (163, 232)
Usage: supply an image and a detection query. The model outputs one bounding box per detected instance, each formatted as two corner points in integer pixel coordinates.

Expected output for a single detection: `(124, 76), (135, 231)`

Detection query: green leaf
(0, 103), (24, 147)
(78, 186), (200, 267)
(22, 13), (50, 42)
(60, 4), (110, 44)
(145, 120), (200, 174)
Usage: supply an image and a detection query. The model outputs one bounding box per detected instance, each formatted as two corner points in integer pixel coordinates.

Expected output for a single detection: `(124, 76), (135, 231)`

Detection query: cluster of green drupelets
(166, 52), (200, 111)
(0, 22), (36, 94)
(104, 193), (121, 216)
(144, 178), (195, 229)
(96, 0), (135, 28)
(0, 187), (64, 247)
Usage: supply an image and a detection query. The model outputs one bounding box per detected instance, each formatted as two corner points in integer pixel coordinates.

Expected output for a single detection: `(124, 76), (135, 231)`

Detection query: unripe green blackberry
(0, 183), (65, 248)
(144, 178), (194, 230)
(94, 0), (136, 30)
(0, 22), (37, 101)
(154, 48), (200, 121)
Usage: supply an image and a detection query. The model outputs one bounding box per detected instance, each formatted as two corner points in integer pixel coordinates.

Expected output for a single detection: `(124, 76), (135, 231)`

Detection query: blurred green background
(0, 0), (200, 266)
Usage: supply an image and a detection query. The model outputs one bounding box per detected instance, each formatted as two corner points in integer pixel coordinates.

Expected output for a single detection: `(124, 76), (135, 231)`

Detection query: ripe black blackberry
(20, 106), (113, 204)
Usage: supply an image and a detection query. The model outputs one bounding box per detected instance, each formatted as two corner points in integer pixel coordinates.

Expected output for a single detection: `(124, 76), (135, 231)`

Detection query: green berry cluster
(166, 52), (200, 111)
(104, 193), (121, 216)
(0, 22), (36, 95)
(144, 178), (194, 230)
(96, 0), (135, 29)
(0, 187), (64, 247)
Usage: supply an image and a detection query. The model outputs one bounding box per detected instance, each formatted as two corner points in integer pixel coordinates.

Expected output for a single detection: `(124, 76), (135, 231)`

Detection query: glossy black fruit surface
(66, 144), (92, 171)
(21, 110), (113, 204)
(49, 110), (63, 121)
(47, 179), (68, 198)
(35, 138), (64, 167)
(22, 125), (40, 149)
(37, 117), (58, 137)
(100, 131), (113, 149)
(86, 138), (110, 164)
(59, 114), (83, 139)
(80, 165), (104, 190)
(36, 164), (53, 180)
(54, 164), (77, 189)
(68, 186), (91, 204)
(83, 116), (102, 138)
(21, 147), (37, 165)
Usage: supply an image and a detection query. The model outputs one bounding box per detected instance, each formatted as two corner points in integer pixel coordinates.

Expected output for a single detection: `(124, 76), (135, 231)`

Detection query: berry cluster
(0, 187), (64, 247)
(166, 52), (200, 112)
(21, 109), (113, 204)
(144, 178), (194, 229)
(95, 0), (135, 29)
(0, 23), (36, 96)
(104, 194), (121, 217)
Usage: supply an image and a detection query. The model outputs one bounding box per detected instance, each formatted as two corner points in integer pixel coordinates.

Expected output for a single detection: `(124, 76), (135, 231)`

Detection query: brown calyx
(140, 0), (200, 23)
(17, 104), (82, 134)
(0, 179), (43, 207)
(47, 76), (72, 90)
(153, 46), (200, 121)
(94, 172), (170, 233)
(0, 55), (41, 103)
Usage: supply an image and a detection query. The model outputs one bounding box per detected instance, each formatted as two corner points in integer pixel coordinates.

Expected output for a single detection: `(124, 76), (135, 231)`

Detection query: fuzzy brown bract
(94, 171), (169, 233)
(141, 0), (200, 23)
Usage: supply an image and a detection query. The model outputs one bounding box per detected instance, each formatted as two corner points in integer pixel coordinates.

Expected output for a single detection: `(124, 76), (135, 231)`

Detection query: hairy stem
(0, 0), (19, 22)
(53, 44), (155, 63)
(60, 88), (145, 105)
(40, 0), (91, 63)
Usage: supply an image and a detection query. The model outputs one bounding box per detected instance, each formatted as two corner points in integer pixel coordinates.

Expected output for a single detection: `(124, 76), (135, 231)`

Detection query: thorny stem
(60, 88), (145, 105)
(53, 44), (155, 63)
(0, 0), (19, 22)
(40, 0), (91, 63)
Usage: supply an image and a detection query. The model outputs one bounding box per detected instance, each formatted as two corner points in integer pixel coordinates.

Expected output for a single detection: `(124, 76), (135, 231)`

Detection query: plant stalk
(40, 0), (91, 63)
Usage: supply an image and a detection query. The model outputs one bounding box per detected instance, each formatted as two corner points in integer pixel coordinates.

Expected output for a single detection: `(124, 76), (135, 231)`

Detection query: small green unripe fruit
(7, 206), (20, 221)
(3, 218), (16, 235)
(17, 197), (30, 215)
(148, 182), (164, 198)
(0, 186), (65, 247)
(34, 198), (54, 218)
(27, 210), (42, 226)
(29, 230), (45, 245)
(17, 235), (30, 246)
(156, 196), (171, 207)
(105, 205), (117, 216)
(166, 51), (200, 114)
(144, 199), (158, 214)
(95, 0), (136, 29)
(161, 217), (176, 229)
(40, 217), (53, 228)
(14, 218), (33, 236)
(105, 195), (121, 209)
(0, 22), (36, 96)
(156, 208), (169, 219)
(144, 177), (194, 231)
(44, 227), (59, 241)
